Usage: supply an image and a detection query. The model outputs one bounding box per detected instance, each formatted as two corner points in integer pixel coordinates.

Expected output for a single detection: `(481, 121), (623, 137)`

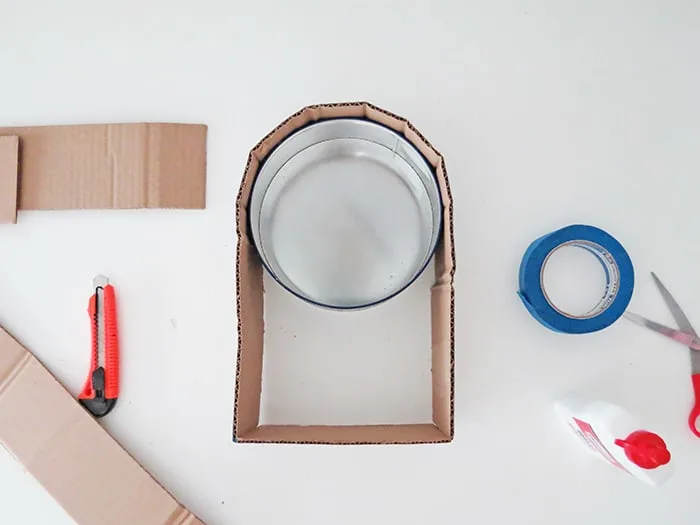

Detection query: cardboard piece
(0, 325), (206, 525)
(0, 123), (207, 224)
(0, 136), (19, 223)
(234, 102), (456, 444)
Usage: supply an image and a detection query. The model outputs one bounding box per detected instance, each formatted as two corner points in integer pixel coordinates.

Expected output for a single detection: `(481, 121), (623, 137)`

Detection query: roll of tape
(518, 224), (634, 334)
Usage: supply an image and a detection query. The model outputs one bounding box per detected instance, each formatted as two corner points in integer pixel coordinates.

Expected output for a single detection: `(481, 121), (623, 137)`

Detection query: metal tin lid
(250, 118), (442, 309)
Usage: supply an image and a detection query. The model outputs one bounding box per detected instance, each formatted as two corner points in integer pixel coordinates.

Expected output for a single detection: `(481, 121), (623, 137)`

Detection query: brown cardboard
(234, 102), (455, 444)
(0, 136), (19, 223)
(0, 325), (206, 525)
(0, 123), (207, 223)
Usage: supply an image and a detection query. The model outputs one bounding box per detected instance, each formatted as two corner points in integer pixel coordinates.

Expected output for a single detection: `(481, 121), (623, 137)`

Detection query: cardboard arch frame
(234, 101), (455, 445)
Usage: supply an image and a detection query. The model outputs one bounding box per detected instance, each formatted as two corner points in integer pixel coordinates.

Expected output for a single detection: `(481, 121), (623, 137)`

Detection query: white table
(0, 1), (698, 523)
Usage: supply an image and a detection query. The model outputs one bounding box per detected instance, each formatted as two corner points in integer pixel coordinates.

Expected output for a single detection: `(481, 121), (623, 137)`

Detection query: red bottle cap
(614, 430), (671, 469)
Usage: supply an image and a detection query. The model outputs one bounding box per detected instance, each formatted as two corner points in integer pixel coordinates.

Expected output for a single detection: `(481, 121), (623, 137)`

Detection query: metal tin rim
(249, 117), (443, 310)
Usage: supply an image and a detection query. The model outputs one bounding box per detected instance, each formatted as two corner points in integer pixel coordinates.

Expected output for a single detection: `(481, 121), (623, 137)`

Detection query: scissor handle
(690, 374), (700, 438)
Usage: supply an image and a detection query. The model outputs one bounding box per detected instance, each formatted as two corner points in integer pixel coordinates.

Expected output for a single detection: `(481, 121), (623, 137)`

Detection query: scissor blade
(692, 346), (700, 374)
(623, 312), (700, 350)
(651, 272), (697, 336)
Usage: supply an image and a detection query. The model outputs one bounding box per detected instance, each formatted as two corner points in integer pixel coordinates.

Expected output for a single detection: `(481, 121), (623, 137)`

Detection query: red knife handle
(103, 283), (119, 400)
(79, 293), (99, 400)
(78, 282), (119, 418)
(690, 374), (700, 439)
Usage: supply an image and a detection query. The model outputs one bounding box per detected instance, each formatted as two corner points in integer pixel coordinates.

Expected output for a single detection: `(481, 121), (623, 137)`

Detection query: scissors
(624, 272), (700, 438)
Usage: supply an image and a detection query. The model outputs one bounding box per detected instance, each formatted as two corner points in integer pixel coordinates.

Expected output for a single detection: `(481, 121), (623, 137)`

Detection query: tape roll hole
(541, 241), (620, 320)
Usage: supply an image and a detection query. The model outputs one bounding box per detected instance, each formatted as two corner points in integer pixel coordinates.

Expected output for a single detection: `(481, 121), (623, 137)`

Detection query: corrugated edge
(440, 156), (455, 440)
(234, 101), (455, 442)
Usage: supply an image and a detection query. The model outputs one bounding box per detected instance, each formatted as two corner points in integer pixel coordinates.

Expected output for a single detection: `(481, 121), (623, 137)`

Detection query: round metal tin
(250, 118), (442, 309)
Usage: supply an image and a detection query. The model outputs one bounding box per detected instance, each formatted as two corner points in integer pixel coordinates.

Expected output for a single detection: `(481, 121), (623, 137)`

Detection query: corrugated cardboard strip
(234, 102), (455, 444)
(0, 122), (207, 223)
(0, 325), (206, 525)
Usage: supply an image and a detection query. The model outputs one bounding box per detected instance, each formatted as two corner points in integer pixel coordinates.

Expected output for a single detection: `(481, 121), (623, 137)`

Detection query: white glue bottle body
(554, 395), (673, 485)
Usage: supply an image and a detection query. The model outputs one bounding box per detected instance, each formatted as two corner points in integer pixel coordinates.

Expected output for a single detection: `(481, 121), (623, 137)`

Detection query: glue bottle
(554, 395), (673, 485)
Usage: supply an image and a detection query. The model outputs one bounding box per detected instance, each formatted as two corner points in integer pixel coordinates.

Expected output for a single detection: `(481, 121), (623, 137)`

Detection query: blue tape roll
(518, 224), (634, 334)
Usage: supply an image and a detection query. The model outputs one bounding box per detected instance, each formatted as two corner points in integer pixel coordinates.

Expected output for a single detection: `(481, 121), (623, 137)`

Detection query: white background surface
(0, 0), (699, 523)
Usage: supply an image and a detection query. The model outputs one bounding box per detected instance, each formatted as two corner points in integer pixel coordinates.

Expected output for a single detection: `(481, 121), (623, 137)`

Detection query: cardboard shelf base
(238, 424), (450, 445)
